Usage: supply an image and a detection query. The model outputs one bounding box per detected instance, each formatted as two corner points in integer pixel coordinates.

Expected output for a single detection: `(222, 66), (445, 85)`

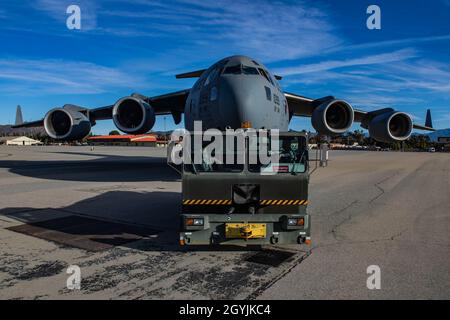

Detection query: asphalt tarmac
(0, 146), (448, 299)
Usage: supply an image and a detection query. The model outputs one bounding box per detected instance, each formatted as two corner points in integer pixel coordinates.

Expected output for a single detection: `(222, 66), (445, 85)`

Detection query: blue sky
(0, 0), (449, 134)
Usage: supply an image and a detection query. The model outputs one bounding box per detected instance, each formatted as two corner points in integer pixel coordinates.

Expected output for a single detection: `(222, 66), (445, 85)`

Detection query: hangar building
(0, 136), (43, 146)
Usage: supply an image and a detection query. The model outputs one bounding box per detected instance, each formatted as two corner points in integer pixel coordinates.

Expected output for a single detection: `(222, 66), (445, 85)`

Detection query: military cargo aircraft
(13, 55), (435, 140)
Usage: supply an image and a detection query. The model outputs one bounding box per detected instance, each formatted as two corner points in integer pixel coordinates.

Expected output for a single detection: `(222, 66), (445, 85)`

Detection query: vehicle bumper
(179, 213), (311, 245)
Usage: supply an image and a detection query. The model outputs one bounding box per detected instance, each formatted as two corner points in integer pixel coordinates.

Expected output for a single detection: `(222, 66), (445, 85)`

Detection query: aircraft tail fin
(425, 109), (433, 128)
(15, 105), (23, 126)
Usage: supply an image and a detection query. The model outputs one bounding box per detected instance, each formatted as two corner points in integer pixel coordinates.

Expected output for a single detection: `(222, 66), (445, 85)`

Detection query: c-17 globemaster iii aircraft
(13, 55), (434, 140)
(13, 55), (436, 246)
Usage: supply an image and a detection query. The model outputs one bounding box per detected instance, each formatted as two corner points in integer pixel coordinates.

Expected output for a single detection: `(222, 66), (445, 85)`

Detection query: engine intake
(368, 111), (413, 143)
(312, 99), (354, 135)
(112, 96), (155, 134)
(44, 108), (91, 140)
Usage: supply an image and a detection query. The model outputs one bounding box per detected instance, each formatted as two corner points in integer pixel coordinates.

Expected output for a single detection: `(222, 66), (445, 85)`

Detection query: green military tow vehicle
(169, 130), (322, 246)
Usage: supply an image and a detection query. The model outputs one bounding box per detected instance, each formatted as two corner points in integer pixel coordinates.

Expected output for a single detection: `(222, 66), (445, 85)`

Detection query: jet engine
(112, 96), (156, 134)
(368, 111), (413, 143)
(312, 99), (354, 135)
(44, 107), (91, 140)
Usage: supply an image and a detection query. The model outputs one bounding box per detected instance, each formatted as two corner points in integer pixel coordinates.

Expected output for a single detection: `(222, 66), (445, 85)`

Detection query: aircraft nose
(219, 76), (267, 129)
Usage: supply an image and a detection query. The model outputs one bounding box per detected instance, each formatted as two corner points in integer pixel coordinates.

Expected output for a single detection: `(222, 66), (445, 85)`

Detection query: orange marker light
(304, 239), (311, 245)
(241, 121), (252, 129)
(185, 218), (194, 226)
(179, 239), (186, 246)
(297, 218), (305, 226)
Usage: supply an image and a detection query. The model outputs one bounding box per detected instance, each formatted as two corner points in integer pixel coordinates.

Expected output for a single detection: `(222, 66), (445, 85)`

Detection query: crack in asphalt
(311, 227), (410, 254)
(346, 228), (407, 245)
(330, 170), (402, 241)
(330, 200), (359, 241)
(369, 170), (400, 204)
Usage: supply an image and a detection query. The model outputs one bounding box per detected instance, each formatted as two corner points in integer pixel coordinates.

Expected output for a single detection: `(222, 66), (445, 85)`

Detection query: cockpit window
(204, 68), (219, 86)
(242, 66), (258, 75)
(258, 68), (274, 85)
(224, 64), (260, 75)
(223, 65), (242, 74)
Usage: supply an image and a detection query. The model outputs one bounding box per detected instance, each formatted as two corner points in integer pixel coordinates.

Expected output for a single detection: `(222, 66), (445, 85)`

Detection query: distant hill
(427, 128), (450, 142)
(0, 124), (44, 136)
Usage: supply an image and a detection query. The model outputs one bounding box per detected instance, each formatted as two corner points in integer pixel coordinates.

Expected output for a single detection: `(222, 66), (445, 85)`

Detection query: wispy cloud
(82, 0), (342, 61)
(326, 34), (450, 54)
(0, 59), (147, 95)
(274, 48), (418, 76)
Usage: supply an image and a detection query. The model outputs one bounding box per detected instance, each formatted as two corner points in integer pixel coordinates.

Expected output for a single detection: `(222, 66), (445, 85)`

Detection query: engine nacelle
(312, 99), (354, 135)
(368, 111), (413, 143)
(44, 108), (91, 140)
(112, 97), (155, 134)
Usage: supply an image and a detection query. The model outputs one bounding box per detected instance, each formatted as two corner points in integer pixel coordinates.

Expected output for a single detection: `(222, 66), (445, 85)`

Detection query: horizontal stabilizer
(176, 69), (283, 80)
(12, 119), (44, 129)
(413, 123), (435, 131)
(176, 69), (207, 79)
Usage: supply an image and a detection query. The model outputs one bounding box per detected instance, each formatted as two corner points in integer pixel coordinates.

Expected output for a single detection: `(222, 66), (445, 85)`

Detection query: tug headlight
(186, 218), (204, 226)
(193, 218), (204, 226)
(288, 217), (305, 226)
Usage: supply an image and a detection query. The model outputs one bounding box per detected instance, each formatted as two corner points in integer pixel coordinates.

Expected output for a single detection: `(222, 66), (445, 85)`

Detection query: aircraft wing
(283, 92), (315, 117)
(76, 89), (190, 122)
(13, 89), (190, 129)
(285, 91), (436, 132)
(284, 92), (380, 122)
(146, 89), (190, 115)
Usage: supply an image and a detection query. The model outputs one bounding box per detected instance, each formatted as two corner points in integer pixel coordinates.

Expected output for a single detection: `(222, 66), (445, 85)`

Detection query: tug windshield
(248, 134), (308, 174)
(186, 133), (245, 173)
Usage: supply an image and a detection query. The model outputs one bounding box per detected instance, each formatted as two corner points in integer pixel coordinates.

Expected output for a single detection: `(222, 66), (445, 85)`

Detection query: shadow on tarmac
(0, 155), (180, 182)
(0, 190), (262, 252)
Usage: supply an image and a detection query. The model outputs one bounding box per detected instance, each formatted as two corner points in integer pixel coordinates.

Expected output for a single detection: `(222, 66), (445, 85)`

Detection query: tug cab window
(248, 134), (308, 174)
(185, 134), (244, 173)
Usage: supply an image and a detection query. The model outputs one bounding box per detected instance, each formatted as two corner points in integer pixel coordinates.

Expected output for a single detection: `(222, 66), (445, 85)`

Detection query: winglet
(15, 105), (23, 126)
(425, 109), (433, 128)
